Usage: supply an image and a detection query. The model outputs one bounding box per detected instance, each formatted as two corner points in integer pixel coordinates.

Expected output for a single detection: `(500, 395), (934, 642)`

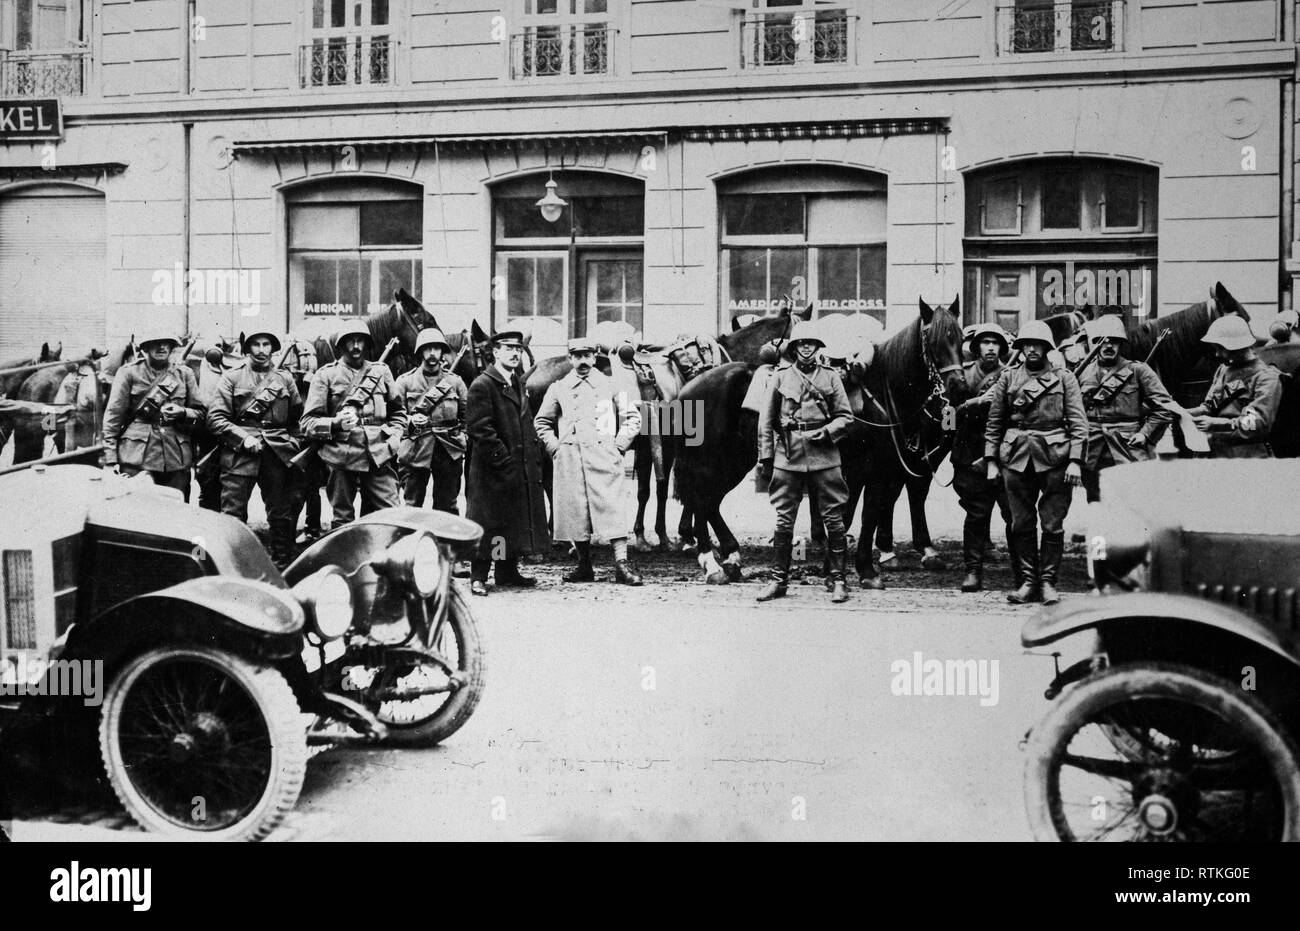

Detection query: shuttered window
(0, 185), (106, 360)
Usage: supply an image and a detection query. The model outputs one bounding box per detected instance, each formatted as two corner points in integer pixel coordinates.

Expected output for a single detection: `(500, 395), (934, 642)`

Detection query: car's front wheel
(99, 645), (306, 841)
(1024, 662), (1300, 841)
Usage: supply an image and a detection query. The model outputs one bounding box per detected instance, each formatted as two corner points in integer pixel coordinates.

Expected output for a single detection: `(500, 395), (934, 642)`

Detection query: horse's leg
(875, 488), (898, 564)
(654, 476), (670, 550)
(908, 474), (945, 569)
(709, 503), (743, 582)
(678, 502), (696, 553)
(633, 443), (652, 552)
(856, 480), (886, 590)
(695, 500), (726, 584)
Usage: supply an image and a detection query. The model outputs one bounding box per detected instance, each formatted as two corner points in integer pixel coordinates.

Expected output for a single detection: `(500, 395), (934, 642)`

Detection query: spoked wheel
(1025, 663), (1300, 841)
(359, 582), (485, 747)
(99, 646), (306, 841)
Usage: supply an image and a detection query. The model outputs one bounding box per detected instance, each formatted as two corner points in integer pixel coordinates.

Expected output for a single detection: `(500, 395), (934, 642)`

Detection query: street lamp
(536, 171), (567, 223)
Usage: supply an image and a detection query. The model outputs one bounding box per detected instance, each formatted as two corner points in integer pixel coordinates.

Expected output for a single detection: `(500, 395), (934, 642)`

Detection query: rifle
(195, 342), (296, 469)
(290, 337), (399, 469)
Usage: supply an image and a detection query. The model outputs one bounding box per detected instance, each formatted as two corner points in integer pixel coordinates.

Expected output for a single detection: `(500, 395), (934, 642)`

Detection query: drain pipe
(1282, 1), (1295, 312)
(183, 121), (192, 334)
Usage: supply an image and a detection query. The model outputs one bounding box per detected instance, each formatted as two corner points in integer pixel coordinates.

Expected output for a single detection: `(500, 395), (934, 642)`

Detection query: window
(287, 180), (423, 327)
(741, 0), (853, 69)
(491, 171), (644, 349)
(301, 0), (394, 88)
(999, 0), (1123, 55)
(963, 158), (1158, 330)
(1041, 170), (1081, 229)
(511, 0), (613, 79)
(0, 0), (88, 97)
(719, 168), (887, 323)
(1103, 172), (1142, 229)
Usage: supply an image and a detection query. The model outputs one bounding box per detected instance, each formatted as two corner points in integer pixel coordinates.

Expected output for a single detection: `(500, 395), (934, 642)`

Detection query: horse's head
(919, 295), (966, 401)
(719, 307), (797, 366)
(1209, 281), (1251, 326)
(39, 341), (62, 363)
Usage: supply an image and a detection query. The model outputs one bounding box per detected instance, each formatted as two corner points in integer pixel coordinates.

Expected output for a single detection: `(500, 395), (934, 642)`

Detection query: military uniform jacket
(300, 360), (407, 471)
(952, 360), (1005, 469)
(1076, 359), (1175, 469)
(758, 362), (853, 473)
(394, 367), (468, 468)
(985, 362), (1088, 472)
(102, 359), (204, 470)
(206, 365), (304, 477)
(56, 363), (100, 451)
(534, 369), (642, 542)
(1199, 357), (1283, 456)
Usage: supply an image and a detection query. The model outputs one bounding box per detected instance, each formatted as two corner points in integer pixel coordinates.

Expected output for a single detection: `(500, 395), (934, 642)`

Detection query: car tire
(99, 645), (306, 842)
(1024, 662), (1300, 842)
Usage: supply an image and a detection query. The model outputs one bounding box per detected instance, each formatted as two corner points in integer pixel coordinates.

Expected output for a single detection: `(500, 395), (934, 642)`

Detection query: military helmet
(1202, 315), (1257, 351)
(787, 319), (825, 351)
(333, 319), (374, 351)
(414, 327), (450, 355)
(1011, 320), (1056, 350)
(1086, 315), (1128, 344)
(241, 329), (282, 353)
(965, 322), (1010, 354)
(138, 329), (180, 351)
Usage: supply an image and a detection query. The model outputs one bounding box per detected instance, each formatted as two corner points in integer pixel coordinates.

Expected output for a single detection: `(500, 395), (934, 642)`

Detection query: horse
(0, 342), (62, 457)
(1257, 342), (1300, 458)
(846, 297), (968, 589)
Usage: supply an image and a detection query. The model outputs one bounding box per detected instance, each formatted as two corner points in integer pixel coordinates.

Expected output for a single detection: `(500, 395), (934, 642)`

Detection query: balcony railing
(299, 37), (396, 88)
(510, 26), (614, 79)
(741, 9), (854, 69)
(0, 48), (89, 97)
(996, 1), (1125, 55)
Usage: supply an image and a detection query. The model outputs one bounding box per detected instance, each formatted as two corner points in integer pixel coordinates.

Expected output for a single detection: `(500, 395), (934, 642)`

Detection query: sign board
(0, 99), (62, 141)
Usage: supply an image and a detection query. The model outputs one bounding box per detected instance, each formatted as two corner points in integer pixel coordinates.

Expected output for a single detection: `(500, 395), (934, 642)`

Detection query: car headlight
(373, 531), (443, 598)
(292, 565), (354, 640)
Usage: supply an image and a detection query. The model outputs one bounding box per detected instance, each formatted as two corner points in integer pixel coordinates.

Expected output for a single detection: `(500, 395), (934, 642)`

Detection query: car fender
(1022, 592), (1300, 671)
(283, 506), (482, 585)
(62, 576), (305, 670)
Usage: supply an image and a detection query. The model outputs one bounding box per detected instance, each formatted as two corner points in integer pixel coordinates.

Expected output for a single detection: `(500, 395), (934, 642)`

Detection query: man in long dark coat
(465, 329), (550, 596)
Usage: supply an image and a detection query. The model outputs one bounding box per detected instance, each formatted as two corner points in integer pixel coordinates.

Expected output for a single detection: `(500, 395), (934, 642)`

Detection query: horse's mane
(870, 305), (962, 397)
(1123, 300), (1213, 364)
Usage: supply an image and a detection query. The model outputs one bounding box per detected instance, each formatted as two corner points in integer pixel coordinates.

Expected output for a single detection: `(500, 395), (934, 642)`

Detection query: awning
(681, 119), (947, 142)
(232, 130), (665, 156)
(0, 161), (126, 180)
(231, 120), (947, 156)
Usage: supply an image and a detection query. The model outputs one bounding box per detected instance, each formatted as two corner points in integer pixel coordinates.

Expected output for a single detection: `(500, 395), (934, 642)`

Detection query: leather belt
(785, 419), (830, 433)
(1010, 418), (1062, 429)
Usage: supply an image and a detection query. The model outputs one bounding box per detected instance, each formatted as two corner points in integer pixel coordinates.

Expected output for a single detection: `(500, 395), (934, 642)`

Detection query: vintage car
(1021, 459), (1300, 841)
(0, 464), (484, 841)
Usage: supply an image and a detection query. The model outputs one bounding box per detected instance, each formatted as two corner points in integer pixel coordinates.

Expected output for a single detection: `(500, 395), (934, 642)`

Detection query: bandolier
(1189, 316), (1283, 459)
(395, 328), (468, 513)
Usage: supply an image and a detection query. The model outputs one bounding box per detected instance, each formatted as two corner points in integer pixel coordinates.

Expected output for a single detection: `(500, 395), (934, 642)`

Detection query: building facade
(0, 0), (1294, 361)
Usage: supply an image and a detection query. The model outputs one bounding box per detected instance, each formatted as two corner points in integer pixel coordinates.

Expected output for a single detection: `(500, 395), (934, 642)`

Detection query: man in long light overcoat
(535, 337), (643, 586)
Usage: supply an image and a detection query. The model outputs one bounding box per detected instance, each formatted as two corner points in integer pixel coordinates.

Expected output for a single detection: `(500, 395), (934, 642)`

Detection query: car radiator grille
(1192, 583), (1300, 634)
(2, 550), (36, 650)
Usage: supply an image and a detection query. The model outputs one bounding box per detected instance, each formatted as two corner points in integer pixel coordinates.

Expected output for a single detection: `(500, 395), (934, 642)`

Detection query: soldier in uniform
(535, 336), (644, 586)
(300, 320), (406, 525)
(101, 330), (204, 499)
(395, 328), (468, 513)
(984, 320), (1089, 606)
(192, 344), (236, 511)
(756, 322), (854, 604)
(952, 323), (1016, 593)
(206, 330), (303, 566)
(1188, 315), (1283, 458)
(465, 329), (550, 596)
(54, 357), (102, 454)
(1076, 314), (1175, 502)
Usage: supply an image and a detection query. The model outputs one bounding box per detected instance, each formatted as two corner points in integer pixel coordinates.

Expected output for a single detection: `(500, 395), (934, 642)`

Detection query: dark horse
(848, 298), (968, 589)
(312, 288), (440, 377)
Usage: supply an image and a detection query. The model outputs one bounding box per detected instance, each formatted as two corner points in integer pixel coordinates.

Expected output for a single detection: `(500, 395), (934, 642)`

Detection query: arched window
(718, 165), (886, 324)
(963, 157), (1157, 334)
(286, 177), (423, 330)
(491, 170), (644, 357)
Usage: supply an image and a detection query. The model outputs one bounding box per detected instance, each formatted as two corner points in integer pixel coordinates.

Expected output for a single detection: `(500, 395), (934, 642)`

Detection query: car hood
(1102, 460), (1300, 536)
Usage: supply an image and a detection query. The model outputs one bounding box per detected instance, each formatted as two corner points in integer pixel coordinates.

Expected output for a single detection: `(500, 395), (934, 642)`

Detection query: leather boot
(1006, 533), (1024, 590)
(613, 560), (644, 586)
(757, 533), (792, 602)
(495, 557), (537, 588)
(829, 542), (849, 604)
(1007, 532), (1040, 604)
(564, 542), (595, 583)
(269, 519), (295, 570)
(1039, 532), (1064, 606)
(959, 534), (983, 593)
